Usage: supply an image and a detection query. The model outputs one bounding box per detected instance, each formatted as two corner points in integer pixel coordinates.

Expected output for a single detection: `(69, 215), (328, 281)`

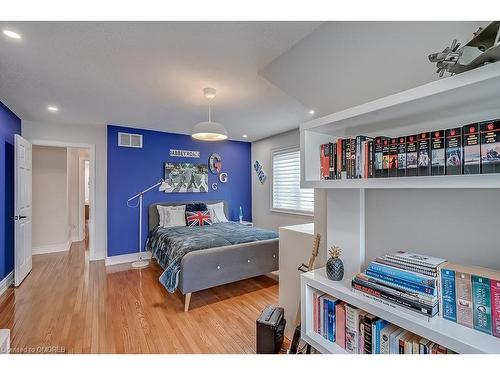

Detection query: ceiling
(0, 21), (321, 141)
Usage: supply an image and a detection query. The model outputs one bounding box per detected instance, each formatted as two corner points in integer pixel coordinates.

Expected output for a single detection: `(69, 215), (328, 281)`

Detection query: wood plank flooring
(0, 239), (278, 353)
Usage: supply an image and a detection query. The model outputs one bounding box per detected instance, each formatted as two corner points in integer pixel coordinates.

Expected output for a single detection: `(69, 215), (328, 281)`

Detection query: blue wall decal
(107, 125), (252, 257)
(0, 101), (21, 280)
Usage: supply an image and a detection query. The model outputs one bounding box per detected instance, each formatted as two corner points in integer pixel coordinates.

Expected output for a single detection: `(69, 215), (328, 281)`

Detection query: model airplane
(429, 21), (500, 77)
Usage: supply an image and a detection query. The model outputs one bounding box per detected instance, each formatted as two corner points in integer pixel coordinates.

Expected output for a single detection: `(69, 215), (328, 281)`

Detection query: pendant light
(191, 87), (228, 141)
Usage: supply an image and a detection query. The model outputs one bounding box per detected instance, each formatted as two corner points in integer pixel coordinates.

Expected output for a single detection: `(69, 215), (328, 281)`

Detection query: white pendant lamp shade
(192, 88), (228, 141)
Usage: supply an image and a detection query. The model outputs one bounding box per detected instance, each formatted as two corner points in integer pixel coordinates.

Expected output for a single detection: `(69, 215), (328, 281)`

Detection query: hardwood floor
(0, 239), (278, 353)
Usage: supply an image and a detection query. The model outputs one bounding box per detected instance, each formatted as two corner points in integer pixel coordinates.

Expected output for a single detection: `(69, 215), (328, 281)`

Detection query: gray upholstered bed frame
(148, 201), (279, 311)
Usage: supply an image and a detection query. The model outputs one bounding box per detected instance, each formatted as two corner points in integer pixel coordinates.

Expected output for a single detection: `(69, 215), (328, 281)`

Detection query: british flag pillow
(185, 210), (213, 227)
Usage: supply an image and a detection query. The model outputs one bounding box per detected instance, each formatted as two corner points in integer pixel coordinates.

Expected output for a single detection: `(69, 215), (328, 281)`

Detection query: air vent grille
(118, 132), (143, 148)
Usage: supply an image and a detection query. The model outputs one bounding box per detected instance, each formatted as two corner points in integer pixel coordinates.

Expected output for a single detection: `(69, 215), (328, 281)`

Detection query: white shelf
(300, 62), (500, 188)
(301, 268), (500, 354)
(301, 330), (347, 354)
(301, 173), (500, 189)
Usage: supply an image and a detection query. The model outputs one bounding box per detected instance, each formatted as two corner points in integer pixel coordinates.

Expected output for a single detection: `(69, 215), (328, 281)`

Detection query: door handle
(11, 215), (27, 220)
(19, 215), (27, 219)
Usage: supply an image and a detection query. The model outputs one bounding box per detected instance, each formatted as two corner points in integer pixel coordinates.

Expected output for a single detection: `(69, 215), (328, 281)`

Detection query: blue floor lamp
(127, 179), (164, 268)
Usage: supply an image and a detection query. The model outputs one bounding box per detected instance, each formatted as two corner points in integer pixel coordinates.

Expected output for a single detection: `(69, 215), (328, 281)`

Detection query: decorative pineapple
(326, 245), (344, 281)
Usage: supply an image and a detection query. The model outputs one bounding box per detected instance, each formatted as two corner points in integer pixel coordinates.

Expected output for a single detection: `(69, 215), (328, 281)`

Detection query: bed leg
(184, 293), (192, 312)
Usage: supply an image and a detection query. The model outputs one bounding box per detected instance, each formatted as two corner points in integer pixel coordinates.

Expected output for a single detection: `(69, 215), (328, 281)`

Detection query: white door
(14, 135), (32, 287)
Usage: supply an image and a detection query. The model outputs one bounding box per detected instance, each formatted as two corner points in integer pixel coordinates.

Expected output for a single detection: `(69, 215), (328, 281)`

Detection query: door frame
(78, 156), (89, 243)
(30, 140), (97, 261)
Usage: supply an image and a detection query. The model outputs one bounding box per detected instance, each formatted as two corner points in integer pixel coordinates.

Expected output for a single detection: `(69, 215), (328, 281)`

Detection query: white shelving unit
(301, 268), (500, 354)
(298, 63), (500, 354)
(300, 62), (500, 189)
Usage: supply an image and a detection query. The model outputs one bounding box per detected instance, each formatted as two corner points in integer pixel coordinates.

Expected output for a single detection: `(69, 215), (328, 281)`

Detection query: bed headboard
(148, 200), (229, 231)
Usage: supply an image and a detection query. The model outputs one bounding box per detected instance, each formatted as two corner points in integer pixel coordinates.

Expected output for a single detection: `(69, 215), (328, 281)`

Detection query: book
(411, 335), (422, 354)
(336, 139), (343, 179)
(405, 135), (418, 177)
(330, 142), (336, 180)
(356, 272), (437, 306)
(398, 331), (413, 354)
(472, 275), (492, 335)
(367, 140), (375, 178)
(445, 127), (462, 175)
(417, 132), (431, 176)
(357, 310), (367, 354)
(313, 291), (318, 333)
(455, 271), (473, 328)
(463, 123), (481, 174)
(323, 295), (328, 339)
(390, 327), (405, 354)
(320, 143), (330, 180)
(345, 139), (352, 179)
(363, 314), (377, 354)
(375, 256), (438, 277)
(439, 268), (457, 322)
(319, 295), (326, 337)
(397, 136), (406, 177)
(345, 304), (359, 354)
(352, 279), (438, 317)
(365, 269), (436, 296)
(373, 319), (389, 354)
(382, 138), (390, 178)
(335, 302), (346, 348)
(355, 136), (372, 179)
(380, 324), (399, 354)
(374, 137), (387, 178)
(418, 338), (430, 354)
(431, 130), (446, 176)
(326, 297), (337, 342)
(367, 261), (437, 288)
(388, 138), (399, 177)
(480, 119), (500, 174)
(385, 251), (447, 270)
(491, 279), (500, 338)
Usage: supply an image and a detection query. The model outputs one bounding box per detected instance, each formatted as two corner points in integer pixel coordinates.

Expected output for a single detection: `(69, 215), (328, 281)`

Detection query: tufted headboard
(148, 201), (229, 231)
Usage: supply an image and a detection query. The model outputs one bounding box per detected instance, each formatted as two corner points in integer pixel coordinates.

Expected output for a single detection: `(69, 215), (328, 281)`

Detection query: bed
(146, 201), (279, 311)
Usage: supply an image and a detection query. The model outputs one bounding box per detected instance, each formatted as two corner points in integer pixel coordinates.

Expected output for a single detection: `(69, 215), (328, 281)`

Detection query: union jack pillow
(185, 210), (212, 227)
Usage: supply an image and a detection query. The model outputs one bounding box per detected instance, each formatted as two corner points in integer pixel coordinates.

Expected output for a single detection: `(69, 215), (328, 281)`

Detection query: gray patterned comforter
(146, 222), (278, 293)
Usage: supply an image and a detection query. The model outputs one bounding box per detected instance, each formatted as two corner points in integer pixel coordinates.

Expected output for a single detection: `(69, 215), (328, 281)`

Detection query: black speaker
(256, 305), (286, 354)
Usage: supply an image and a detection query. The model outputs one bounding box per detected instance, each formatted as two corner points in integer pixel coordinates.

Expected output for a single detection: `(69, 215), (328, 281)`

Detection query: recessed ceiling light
(242, 134), (248, 139)
(47, 106), (59, 112)
(309, 109), (315, 115)
(2, 29), (22, 40)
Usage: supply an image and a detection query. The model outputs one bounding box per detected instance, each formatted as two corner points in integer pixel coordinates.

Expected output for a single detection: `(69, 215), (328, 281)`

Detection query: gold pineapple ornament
(326, 245), (344, 281)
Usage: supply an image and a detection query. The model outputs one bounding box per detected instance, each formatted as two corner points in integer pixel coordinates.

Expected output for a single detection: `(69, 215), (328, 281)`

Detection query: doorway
(29, 141), (96, 261)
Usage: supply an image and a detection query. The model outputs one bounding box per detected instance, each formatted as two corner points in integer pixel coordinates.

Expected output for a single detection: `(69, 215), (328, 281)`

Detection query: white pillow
(157, 205), (186, 228)
(206, 202), (228, 223)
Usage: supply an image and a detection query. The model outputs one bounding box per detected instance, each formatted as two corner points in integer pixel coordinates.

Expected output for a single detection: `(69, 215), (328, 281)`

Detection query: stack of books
(438, 263), (500, 339)
(319, 119), (500, 180)
(351, 251), (447, 318)
(311, 290), (456, 354)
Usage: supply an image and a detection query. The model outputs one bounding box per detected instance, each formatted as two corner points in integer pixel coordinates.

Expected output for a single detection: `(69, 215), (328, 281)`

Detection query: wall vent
(118, 132), (143, 148)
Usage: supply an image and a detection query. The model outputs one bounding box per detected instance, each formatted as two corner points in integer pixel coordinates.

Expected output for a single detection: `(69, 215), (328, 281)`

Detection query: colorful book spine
(367, 262), (436, 288)
(388, 138), (398, 177)
(405, 134), (418, 177)
(455, 272), (473, 328)
(327, 298), (337, 342)
(330, 142), (336, 180)
(417, 132), (431, 176)
(335, 302), (346, 348)
(345, 304), (359, 354)
(320, 144), (330, 180)
(374, 137), (384, 178)
(367, 140), (375, 178)
(463, 123), (481, 174)
(440, 268), (457, 322)
(431, 130), (445, 176)
(480, 119), (500, 174)
(472, 275), (492, 335)
(365, 269), (436, 296)
(490, 279), (500, 338)
(363, 314), (377, 354)
(373, 319), (389, 354)
(382, 138), (390, 178)
(323, 296), (328, 339)
(397, 136), (406, 177)
(445, 127), (462, 175)
(358, 311), (366, 354)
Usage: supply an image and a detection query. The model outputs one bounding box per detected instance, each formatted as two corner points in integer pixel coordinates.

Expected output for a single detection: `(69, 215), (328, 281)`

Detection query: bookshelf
(300, 62), (500, 189)
(298, 63), (500, 354)
(301, 268), (500, 354)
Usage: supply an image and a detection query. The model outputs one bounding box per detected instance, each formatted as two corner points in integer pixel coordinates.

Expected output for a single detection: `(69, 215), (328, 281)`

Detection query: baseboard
(32, 240), (72, 255)
(0, 271), (14, 297)
(105, 251), (152, 266)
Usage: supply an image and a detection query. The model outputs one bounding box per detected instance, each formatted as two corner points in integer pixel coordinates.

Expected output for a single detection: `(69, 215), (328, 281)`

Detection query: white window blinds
(272, 147), (314, 214)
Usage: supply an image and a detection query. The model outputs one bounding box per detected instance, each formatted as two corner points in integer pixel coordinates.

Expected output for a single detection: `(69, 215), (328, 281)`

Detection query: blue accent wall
(0, 101), (21, 280)
(107, 125), (252, 257)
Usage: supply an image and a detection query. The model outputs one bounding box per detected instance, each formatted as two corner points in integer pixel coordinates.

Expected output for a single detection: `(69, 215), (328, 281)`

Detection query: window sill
(270, 208), (314, 218)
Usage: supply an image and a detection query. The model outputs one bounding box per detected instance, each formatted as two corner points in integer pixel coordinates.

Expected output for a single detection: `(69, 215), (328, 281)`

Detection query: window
(272, 147), (314, 215)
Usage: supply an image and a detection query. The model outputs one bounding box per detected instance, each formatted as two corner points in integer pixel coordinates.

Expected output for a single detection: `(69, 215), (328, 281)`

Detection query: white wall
(22, 120), (106, 260)
(67, 147), (89, 242)
(251, 128), (314, 231)
(32, 146), (70, 252)
(365, 189), (500, 270)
